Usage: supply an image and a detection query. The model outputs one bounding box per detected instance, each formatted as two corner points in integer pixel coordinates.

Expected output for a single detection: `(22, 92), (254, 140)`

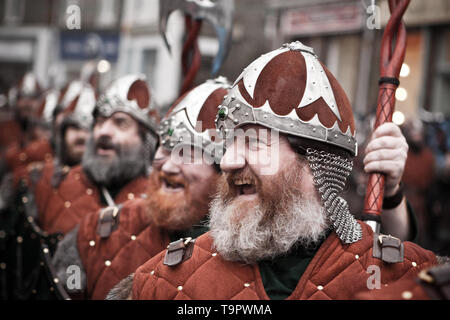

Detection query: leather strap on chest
(51, 165), (70, 189)
(163, 237), (196, 267)
(97, 205), (121, 239)
(372, 233), (404, 263)
(27, 163), (44, 188)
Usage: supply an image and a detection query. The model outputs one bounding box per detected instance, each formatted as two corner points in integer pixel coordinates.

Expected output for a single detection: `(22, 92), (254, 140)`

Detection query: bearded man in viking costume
(37, 74), (159, 236)
(17, 84), (96, 227)
(51, 77), (229, 300)
(129, 42), (437, 300)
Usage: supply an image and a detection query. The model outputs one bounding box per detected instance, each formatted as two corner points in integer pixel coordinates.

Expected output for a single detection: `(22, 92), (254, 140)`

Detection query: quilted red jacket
(77, 198), (170, 300)
(0, 119), (22, 151)
(132, 222), (437, 300)
(5, 138), (53, 173)
(39, 165), (150, 235)
(354, 277), (430, 300)
(33, 161), (56, 214)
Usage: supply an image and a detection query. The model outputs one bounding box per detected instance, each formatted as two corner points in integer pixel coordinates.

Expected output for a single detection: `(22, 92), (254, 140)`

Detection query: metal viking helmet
(159, 76), (231, 164)
(94, 74), (160, 168)
(94, 74), (158, 135)
(215, 42), (362, 244)
(61, 85), (97, 130)
(17, 72), (42, 99)
(54, 85), (96, 164)
(34, 88), (60, 125)
(58, 80), (85, 112)
(215, 41), (357, 157)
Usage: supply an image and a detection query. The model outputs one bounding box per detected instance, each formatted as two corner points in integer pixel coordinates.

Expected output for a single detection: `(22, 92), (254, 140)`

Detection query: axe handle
(363, 0), (409, 224)
(363, 83), (397, 218)
(180, 16), (202, 95)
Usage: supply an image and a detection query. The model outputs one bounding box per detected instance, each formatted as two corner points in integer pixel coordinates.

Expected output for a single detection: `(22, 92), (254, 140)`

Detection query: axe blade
(159, 0), (186, 54)
(159, 0), (234, 74)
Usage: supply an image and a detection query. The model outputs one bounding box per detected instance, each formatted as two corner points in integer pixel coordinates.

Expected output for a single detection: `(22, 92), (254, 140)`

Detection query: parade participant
(0, 73), (42, 149)
(37, 74), (159, 236)
(0, 73), (54, 300)
(2, 73), (53, 174)
(0, 86), (22, 153)
(24, 84), (97, 220)
(129, 42), (437, 300)
(52, 77), (230, 300)
(0, 84), (97, 301)
(0, 73), (54, 211)
(401, 119), (435, 245)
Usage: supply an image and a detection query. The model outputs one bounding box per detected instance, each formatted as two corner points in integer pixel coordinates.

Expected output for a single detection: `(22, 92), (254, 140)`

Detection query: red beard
(145, 169), (213, 231)
(217, 165), (290, 225)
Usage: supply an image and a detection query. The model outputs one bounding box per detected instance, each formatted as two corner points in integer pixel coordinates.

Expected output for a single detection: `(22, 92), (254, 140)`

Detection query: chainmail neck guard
(306, 148), (362, 244)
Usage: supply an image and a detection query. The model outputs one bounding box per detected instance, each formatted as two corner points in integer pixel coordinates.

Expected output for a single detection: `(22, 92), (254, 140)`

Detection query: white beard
(208, 190), (329, 264)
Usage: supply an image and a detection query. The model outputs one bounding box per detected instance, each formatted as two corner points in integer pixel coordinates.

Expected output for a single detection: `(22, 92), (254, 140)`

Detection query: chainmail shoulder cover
(306, 148), (362, 244)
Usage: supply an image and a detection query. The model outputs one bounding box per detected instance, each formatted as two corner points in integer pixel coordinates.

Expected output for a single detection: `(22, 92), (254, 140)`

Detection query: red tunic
(33, 161), (57, 215)
(354, 277), (430, 300)
(77, 198), (170, 300)
(132, 222), (437, 300)
(39, 165), (150, 235)
(0, 119), (22, 151)
(5, 138), (53, 173)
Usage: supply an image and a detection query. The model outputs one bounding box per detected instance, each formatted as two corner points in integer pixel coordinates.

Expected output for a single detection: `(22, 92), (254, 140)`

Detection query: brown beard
(145, 169), (213, 231)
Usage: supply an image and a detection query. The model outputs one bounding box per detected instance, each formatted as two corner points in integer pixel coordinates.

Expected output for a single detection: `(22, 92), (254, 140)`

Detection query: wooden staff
(363, 0), (410, 232)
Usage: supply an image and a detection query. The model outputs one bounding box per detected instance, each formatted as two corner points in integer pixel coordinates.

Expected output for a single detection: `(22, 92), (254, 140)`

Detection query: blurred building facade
(0, 0), (191, 108)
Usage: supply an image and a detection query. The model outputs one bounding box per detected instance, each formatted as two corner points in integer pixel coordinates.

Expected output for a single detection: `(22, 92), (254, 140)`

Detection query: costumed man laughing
(128, 42), (437, 300)
(52, 77), (230, 299)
